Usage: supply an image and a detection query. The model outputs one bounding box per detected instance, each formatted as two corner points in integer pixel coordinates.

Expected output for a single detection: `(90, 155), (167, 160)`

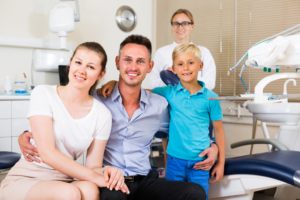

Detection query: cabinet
(0, 98), (85, 166)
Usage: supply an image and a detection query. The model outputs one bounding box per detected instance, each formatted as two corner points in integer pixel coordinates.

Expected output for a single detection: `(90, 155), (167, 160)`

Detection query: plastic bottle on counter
(4, 76), (12, 94)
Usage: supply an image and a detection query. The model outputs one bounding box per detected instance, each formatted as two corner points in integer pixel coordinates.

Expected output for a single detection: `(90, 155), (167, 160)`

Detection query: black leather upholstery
(0, 151), (21, 170)
(224, 151), (300, 188)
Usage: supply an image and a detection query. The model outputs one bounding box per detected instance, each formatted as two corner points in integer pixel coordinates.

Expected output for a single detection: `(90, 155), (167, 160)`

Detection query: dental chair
(159, 70), (300, 200)
(0, 152), (21, 181)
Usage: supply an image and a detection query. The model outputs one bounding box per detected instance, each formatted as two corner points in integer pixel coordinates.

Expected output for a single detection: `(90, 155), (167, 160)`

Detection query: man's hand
(193, 143), (218, 171)
(166, 67), (175, 74)
(97, 81), (118, 98)
(18, 131), (40, 163)
(103, 166), (129, 194)
(211, 161), (224, 183)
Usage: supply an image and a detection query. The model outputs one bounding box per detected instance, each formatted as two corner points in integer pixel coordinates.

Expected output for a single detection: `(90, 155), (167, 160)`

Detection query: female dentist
(148, 9), (216, 90)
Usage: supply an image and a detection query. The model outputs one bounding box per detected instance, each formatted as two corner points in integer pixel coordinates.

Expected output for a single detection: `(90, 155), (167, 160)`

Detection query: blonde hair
(170, 9), (194, 25)
(172, 43), (202, 64)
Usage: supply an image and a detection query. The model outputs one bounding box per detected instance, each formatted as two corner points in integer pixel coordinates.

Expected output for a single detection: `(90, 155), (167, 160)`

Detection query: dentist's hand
(97, 81), (118, 98)
(18, 131), (40, 163)
(193, 143), (218, 171)
(103, 166), (130, 194)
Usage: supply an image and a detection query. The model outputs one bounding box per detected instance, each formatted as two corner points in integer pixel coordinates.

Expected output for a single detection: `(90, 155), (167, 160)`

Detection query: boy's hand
(193, 143), (218, 171)
(97, 81), (118, 98)
(211, 162), (224, 183)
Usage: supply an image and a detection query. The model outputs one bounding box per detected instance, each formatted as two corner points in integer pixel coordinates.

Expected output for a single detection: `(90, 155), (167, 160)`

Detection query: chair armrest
(231, 139), (288, 151)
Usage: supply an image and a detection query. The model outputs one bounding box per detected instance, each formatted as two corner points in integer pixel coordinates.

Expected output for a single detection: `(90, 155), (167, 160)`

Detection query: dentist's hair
(69, 42), (108, 94)
(172, 43), (202, 64)
(170, 9), (194, 25)
(119, 34), (152, 61)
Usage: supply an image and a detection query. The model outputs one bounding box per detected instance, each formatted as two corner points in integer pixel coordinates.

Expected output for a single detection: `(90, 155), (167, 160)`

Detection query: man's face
(116, 43), (154, 87)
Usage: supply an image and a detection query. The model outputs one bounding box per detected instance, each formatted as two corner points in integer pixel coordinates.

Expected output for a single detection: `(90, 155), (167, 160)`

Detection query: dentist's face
(68, 47), (105, 91)
(172, 13), (194, 41)
(116, 43), (154, 87)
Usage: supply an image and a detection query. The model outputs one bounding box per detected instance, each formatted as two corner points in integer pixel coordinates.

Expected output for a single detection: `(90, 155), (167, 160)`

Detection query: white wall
(0, 0), (153, 92)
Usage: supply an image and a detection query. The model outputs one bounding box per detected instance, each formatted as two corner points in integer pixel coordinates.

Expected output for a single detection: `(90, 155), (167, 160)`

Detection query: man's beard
(120, 74), (142, 87)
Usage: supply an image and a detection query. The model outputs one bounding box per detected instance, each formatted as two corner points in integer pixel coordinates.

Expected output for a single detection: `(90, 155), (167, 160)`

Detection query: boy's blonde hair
(170, 9), (194, 25)
(172, 43), (202, 64)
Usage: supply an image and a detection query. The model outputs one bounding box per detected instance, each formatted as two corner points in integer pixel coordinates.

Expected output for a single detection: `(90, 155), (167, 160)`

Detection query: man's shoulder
(144, 89), (168, 107)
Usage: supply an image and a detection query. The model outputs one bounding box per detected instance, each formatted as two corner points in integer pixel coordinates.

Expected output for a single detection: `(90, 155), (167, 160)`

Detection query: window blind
(156, 0), (300, 98)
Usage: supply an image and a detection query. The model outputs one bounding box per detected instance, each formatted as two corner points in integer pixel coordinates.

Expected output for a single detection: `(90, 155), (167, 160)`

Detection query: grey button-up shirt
(92, 84), (169, 176)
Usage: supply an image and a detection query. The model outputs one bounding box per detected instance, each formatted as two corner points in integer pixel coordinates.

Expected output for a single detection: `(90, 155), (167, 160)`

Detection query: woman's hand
(97, 81), (118, 98)
(211, 161), (224, 183)
(19, 131), (40, 163)
(104, 166), (129, 194)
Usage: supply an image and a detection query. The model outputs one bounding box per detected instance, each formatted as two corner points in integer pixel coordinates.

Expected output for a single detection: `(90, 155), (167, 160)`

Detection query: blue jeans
(166, 155), (209, 200)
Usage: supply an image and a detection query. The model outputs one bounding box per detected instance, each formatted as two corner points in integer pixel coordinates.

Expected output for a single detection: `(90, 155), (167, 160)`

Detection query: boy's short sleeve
(209, 98), (223, 121)
(152, 85), (173, 100)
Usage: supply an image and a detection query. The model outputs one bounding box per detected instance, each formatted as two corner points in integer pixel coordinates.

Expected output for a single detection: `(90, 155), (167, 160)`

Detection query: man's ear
(147, 60), (154, 73)
(115, 56), (120, 70)
(199, 61), (204, 71)
(97, 70), (106, 80)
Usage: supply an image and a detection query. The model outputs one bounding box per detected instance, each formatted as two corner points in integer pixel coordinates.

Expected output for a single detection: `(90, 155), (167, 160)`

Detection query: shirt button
(188, 97), (190, 99)
(125, 155), (127, 157)
(184, 90), (186, 92)
(124, 139), (127, 141)
(128, 124), (130, 127)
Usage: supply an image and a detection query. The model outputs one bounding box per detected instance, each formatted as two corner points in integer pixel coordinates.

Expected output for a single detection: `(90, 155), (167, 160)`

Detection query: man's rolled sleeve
(155, 106), (170, 139)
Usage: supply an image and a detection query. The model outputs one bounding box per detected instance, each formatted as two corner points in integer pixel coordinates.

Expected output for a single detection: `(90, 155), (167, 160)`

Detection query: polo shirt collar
(175, 81), (207, 95)
(111, 83), (149, 107)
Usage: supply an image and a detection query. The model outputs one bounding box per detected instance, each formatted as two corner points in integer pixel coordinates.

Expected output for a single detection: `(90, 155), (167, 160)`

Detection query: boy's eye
(189, 62), (193, 64)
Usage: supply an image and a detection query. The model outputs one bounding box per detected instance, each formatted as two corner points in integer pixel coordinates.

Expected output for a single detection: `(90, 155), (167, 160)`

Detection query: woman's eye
(89, 66), (95, 69)
(75, 61), (81, 64)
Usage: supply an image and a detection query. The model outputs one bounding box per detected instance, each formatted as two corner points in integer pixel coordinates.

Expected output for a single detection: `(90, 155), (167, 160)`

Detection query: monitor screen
(58, 65), (69, 86)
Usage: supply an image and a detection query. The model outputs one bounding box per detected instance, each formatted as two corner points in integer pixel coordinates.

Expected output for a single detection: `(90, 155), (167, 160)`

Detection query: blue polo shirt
(152, 81), (223, 161)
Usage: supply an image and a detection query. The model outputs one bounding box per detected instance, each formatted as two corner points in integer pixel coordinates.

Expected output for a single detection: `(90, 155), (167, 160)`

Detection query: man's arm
(193, 142), (218, 171)
(18, 131), (40, 163)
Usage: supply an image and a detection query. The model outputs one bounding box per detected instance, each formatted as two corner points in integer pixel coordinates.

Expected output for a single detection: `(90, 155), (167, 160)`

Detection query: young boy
(152, 43), (225, 199)
(98, 43), (225, 199)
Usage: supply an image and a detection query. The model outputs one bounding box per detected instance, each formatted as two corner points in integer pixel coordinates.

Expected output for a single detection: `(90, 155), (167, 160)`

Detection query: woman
(0, 42), (129, 200)
(148, 9), (216, 90)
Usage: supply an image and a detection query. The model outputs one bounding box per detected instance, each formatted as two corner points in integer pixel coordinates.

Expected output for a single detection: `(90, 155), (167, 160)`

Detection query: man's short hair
(172, 43), (202, 64)
(119, 35), (152, 61)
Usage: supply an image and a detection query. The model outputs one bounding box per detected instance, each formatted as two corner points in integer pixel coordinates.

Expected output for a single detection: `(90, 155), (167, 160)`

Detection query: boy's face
(172, 53), (203, 84)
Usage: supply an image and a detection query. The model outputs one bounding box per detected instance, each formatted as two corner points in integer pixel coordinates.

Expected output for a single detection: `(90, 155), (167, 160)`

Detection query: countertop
(0, 93), (31, 100)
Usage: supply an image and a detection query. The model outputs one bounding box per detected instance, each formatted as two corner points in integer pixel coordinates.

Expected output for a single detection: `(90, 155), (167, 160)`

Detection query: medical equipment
(229, 23), (300, 93)
(160, 69), (300, 200)
(49, 0), (80, 49)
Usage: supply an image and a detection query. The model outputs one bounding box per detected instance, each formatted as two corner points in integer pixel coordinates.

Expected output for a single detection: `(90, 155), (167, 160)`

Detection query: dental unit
(159, 23), (300, 199)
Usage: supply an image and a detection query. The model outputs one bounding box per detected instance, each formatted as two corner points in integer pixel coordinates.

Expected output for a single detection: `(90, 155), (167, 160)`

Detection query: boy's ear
(172, 65), (177, 74)
(199, 61), (204, 72)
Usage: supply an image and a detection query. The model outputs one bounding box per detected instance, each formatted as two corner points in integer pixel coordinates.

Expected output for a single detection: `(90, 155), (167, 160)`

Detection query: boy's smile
(173, 53), (203, 84)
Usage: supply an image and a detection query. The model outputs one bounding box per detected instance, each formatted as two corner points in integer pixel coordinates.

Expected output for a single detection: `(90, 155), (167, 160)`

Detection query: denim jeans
(166, 154), (210, 200)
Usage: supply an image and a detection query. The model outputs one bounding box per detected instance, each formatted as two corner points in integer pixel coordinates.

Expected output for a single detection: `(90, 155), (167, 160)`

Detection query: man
(19, 35), (218, 200)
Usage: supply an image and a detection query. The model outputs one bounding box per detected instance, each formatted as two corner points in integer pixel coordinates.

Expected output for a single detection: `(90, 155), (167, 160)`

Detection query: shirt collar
(175, 81), (207, 95)
(172, 41), (194, 47)
(111, 83), (149, 107)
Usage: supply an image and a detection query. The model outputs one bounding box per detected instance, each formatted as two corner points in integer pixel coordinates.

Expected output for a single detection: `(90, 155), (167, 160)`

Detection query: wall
(0, 0), (153, 92)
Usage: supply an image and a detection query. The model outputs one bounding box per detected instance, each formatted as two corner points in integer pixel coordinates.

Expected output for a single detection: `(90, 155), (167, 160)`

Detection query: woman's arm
(97, 80), (118, 97)
(85, 139), (129, 194)
(30, 115), (107, 187)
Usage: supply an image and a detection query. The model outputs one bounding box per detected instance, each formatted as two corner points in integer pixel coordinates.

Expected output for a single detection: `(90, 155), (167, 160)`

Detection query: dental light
(229, 24), (300, 93)
(49, 0), (80, 49)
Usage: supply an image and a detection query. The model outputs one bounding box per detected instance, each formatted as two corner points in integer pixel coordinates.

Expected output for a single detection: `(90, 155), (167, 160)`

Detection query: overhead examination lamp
(49, 0), (80, 49)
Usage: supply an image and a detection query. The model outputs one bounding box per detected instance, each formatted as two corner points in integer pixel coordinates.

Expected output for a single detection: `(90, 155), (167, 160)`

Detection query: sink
(247, 103), (300, 125)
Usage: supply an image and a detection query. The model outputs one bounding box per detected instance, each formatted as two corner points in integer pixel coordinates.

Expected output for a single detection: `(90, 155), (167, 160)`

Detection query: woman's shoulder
(156, 43), (175, 54)
(31, 85), (56, 96)
(92, 97), (112, 118)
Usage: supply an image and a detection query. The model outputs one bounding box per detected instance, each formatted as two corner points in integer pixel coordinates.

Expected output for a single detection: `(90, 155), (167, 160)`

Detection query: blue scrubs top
(153, 81), (223, 161)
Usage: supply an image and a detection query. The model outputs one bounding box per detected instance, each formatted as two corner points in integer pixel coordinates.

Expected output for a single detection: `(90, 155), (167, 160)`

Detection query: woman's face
(68, 47), (105, 91)
(172, 13), (194, 41)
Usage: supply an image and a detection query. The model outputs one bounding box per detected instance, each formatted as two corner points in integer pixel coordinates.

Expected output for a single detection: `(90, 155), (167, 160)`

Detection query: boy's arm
(211, 120), (225, 183)
(162, 138), (168, 170)
(97, 80), (118, 97)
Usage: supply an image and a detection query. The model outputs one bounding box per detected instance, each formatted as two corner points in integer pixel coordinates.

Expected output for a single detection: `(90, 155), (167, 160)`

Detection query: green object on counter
(276, 68), (279, 73)
(263, 67), (267, 72)
(268, 68), (271, 72)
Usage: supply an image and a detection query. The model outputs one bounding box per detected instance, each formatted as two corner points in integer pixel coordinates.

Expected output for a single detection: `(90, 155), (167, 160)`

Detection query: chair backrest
(159, 70), (214, 139)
